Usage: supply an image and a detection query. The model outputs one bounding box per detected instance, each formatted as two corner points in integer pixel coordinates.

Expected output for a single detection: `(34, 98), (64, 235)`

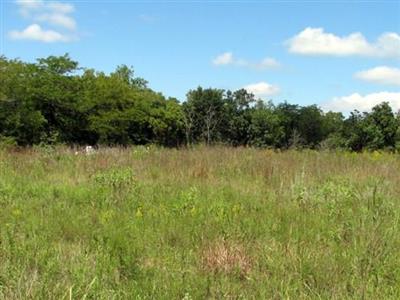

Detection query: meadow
(0, 147), (399, 299)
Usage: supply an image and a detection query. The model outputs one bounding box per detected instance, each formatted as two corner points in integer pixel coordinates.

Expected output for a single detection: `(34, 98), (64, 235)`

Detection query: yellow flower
(135, 208), (143, 218)
(12, 209), (21, 217)
(190, 206), (196, 216)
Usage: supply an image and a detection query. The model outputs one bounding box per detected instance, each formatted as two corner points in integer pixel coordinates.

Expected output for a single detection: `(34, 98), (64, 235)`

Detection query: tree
(341, 110), (366, 151)
(297, 105), (325, 148)
(0, 57), (47, 145)
(37, 53), (78, 75)
(184, 87), (226, 145)
(395, 111), (400, 151)
(222, 89), (255, 146)
(275, 102), (301, 148)
(248, 101), (284, 147)
(320, 111), (345, 149)
(341, 103), (398, 151)
(111, 65), (148, 89)
(1, 54), (400, 151)
(182, 101), (196, 146)
(367, 102), (398, 149)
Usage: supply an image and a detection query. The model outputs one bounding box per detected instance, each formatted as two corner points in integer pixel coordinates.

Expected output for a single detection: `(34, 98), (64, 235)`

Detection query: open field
(0, 147), (399, 299)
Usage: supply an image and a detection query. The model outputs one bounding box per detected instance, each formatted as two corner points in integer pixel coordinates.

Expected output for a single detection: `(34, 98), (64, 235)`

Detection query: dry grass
(201, 239), (252, 278)
(0, 146), (399, 299)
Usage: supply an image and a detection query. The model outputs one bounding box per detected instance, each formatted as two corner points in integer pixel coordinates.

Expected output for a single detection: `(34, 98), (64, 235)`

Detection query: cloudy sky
(2, 0), (400, 112)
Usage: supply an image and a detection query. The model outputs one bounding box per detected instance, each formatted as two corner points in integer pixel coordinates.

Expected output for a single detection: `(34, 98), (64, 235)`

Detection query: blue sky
(2, 0), (400, 112)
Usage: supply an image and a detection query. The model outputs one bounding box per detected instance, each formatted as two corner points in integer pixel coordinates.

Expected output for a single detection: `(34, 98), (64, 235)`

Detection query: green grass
(0, 146), (399, 299)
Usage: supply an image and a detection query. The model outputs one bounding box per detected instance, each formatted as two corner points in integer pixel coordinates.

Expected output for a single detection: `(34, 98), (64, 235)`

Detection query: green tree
(111, 65), (148, 88)
(33, 54), (89, 144)
(320, 111), (346, 149)
(275, 102), (301, 148)
(367, 102), (398, 149)
(2, 54), (400, 151)
(0, 57), (46, 145)
(342, 103), (398, 151)
(297, 105), (326, 148)
(395, 111), (400, 151)
(222, 89), (255, 146)
(184, 87), (226, 145)
(248, 101), (284, 147)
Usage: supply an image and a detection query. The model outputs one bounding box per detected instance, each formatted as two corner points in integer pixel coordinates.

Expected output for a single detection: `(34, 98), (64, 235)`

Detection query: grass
(0, 146), (399, 299)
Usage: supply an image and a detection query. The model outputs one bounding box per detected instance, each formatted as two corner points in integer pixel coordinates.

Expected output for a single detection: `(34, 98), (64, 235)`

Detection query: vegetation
(1, 54), (400, 151)
(0, 147), (399, 298)
(1, 54), (399, 298)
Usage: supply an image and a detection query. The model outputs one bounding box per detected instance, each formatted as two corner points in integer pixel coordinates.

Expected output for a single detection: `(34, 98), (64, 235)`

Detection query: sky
(1, 0), (400, 112)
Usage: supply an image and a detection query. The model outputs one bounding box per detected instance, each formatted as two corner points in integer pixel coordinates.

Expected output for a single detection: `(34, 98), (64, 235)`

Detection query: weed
(0, 147), (399, 298)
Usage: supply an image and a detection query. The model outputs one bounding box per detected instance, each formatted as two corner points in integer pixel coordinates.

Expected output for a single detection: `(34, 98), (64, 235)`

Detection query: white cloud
(287, 27), (400, 58)
(47, 2), (74, 14)
(322, 92), (400, 112)
(243, 82), (280, 98)
(16, 0), (44, 15)
(16, 0), (74, 15)
(212, 52), (280, 70)
(355, 66), (400, 86)
(257, 57), (280, 69)
(13, 0), (77, 31)
(9, 24), (70, 42)
(212, 52), (234, 65)
(35, 13), (76, 30)
(10, 0), (78, 42)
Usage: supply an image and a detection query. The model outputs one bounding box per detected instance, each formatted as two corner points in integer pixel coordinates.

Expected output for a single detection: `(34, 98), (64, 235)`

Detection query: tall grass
(0, 146), (399, 299)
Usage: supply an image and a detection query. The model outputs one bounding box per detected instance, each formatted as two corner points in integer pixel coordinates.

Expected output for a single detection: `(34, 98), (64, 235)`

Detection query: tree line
(1, 54), (399, 151)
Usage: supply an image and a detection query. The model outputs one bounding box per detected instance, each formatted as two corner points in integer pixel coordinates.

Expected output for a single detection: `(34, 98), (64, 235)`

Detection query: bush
(0, 135), (17, 150)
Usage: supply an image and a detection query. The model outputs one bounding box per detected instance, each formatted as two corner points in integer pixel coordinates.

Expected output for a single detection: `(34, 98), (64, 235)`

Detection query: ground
(0, 146), (399, 299)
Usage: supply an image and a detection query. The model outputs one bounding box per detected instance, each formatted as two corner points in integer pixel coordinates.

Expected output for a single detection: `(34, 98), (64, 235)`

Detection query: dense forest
(1, 54), (399, 151)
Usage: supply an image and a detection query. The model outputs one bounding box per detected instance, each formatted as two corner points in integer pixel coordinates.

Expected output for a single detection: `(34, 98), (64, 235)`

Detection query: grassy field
(0, 147), (399, 299)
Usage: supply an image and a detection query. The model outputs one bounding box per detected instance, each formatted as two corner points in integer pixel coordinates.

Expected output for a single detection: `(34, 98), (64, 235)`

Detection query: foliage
(1, 55), (399, 151)
(0, 135), (17, 150)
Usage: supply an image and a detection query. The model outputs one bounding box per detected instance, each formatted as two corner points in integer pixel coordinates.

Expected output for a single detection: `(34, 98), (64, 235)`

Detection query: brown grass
(201, 239), (252, 278)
